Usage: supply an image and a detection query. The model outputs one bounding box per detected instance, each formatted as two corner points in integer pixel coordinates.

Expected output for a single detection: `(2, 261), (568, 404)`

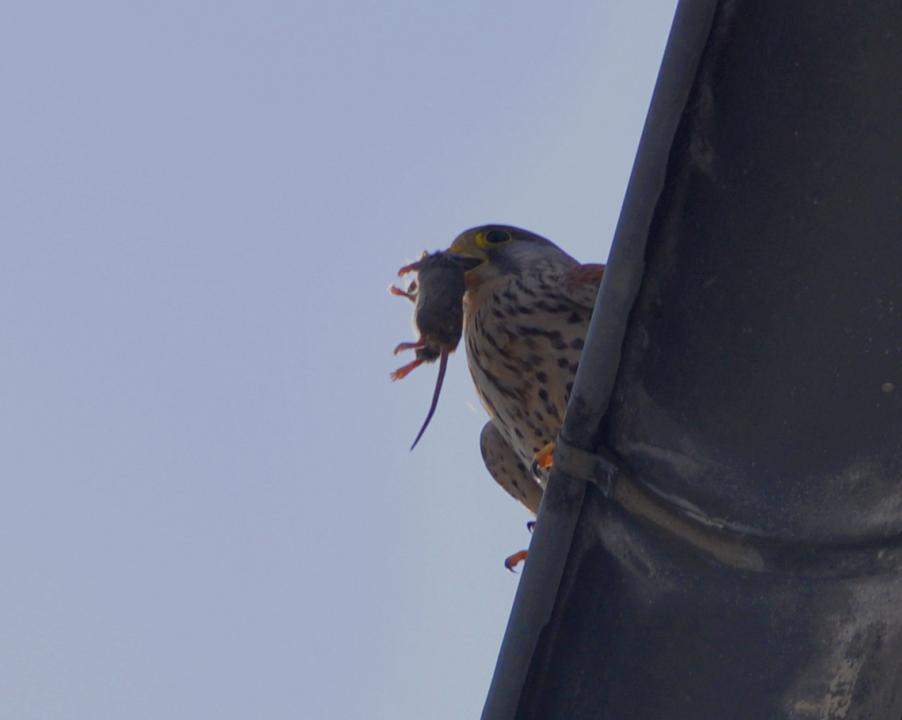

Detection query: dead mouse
(389, 250), (478, 449)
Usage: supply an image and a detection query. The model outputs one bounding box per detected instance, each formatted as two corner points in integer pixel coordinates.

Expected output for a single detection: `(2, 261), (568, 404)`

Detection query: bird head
(446, 224), (568, 281)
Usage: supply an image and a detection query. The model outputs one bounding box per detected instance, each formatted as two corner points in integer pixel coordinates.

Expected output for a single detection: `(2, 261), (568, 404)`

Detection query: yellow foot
(504, 549), (529, 573)
(530, 441), (556, 479)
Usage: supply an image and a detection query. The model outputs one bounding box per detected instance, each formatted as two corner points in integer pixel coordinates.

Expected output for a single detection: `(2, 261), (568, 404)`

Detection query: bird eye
(484, 229), (510, 244)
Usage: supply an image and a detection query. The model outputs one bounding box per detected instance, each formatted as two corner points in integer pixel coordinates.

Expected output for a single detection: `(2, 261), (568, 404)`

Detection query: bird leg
(504, 521), (537, 571)
(530, 441), (556, 479)
(504, 549), (529, 573)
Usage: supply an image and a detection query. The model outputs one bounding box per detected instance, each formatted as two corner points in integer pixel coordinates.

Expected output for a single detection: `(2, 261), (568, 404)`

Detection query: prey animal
(390, 251), (479, 449)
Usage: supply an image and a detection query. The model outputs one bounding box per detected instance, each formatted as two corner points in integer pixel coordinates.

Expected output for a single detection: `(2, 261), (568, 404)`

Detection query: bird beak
(452, 255), (484, 272)
(447, 238), (487, 271)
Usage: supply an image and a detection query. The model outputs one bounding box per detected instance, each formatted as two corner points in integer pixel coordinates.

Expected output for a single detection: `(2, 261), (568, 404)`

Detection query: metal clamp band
(553, 435), (620, 497)
(550, 436), (902, 578)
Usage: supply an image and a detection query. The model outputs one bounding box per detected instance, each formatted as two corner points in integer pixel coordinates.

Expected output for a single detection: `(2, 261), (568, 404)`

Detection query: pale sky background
(1, 2), (676, 718)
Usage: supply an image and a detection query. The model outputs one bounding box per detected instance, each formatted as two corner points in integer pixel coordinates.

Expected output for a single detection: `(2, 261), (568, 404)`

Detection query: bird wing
(480, 422), (543, 514)
(563, 262), (605, 312)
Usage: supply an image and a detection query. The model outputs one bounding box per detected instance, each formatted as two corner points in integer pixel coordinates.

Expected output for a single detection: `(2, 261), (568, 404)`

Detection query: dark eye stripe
(485, 229), (510, 244)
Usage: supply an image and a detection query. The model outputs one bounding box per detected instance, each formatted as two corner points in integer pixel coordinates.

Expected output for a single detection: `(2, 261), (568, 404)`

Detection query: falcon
(446, 225), (604, 568)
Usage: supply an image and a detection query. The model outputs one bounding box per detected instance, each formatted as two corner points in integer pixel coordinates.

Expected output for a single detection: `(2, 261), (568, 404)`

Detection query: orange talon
(504, 550), (529, 573)
(390, 357), (424, 381)
(534, 441), (556, 470)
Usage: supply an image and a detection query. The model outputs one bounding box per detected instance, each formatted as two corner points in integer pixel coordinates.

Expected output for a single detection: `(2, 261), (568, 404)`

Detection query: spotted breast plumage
(446, 225), (604, 522)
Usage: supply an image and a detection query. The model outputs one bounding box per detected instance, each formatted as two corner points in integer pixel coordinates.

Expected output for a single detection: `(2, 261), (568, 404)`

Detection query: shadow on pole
(483, 1), (902, 718)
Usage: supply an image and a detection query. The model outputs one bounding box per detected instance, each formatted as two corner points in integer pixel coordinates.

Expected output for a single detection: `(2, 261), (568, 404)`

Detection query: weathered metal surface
(483, 1), (902, 717)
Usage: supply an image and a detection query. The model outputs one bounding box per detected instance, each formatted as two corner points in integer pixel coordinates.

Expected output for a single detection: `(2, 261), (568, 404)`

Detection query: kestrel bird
(446, 225), (604, 565)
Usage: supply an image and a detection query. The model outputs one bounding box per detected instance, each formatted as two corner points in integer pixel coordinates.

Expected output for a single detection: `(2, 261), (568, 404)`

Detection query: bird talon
(534, 442), (555, 469)
(530, 442), (556, 480)
(504, 549), (529, 573)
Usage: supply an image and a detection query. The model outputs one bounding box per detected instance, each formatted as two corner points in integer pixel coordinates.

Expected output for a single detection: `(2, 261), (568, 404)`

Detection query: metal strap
(551, 434), (902, 578)
(553, 435), (620, 497)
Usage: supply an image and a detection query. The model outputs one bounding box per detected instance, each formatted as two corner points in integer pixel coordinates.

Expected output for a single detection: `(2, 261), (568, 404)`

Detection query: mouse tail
(410, 349), (448, 451)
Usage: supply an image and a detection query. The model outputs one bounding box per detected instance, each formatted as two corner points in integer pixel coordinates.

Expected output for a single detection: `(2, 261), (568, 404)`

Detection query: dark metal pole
(483, 1), (902, 718)
(481, 2), (718, 717)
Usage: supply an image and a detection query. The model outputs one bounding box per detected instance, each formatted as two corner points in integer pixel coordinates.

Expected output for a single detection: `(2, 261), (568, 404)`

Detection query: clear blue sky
(0, 2), (676, 717)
